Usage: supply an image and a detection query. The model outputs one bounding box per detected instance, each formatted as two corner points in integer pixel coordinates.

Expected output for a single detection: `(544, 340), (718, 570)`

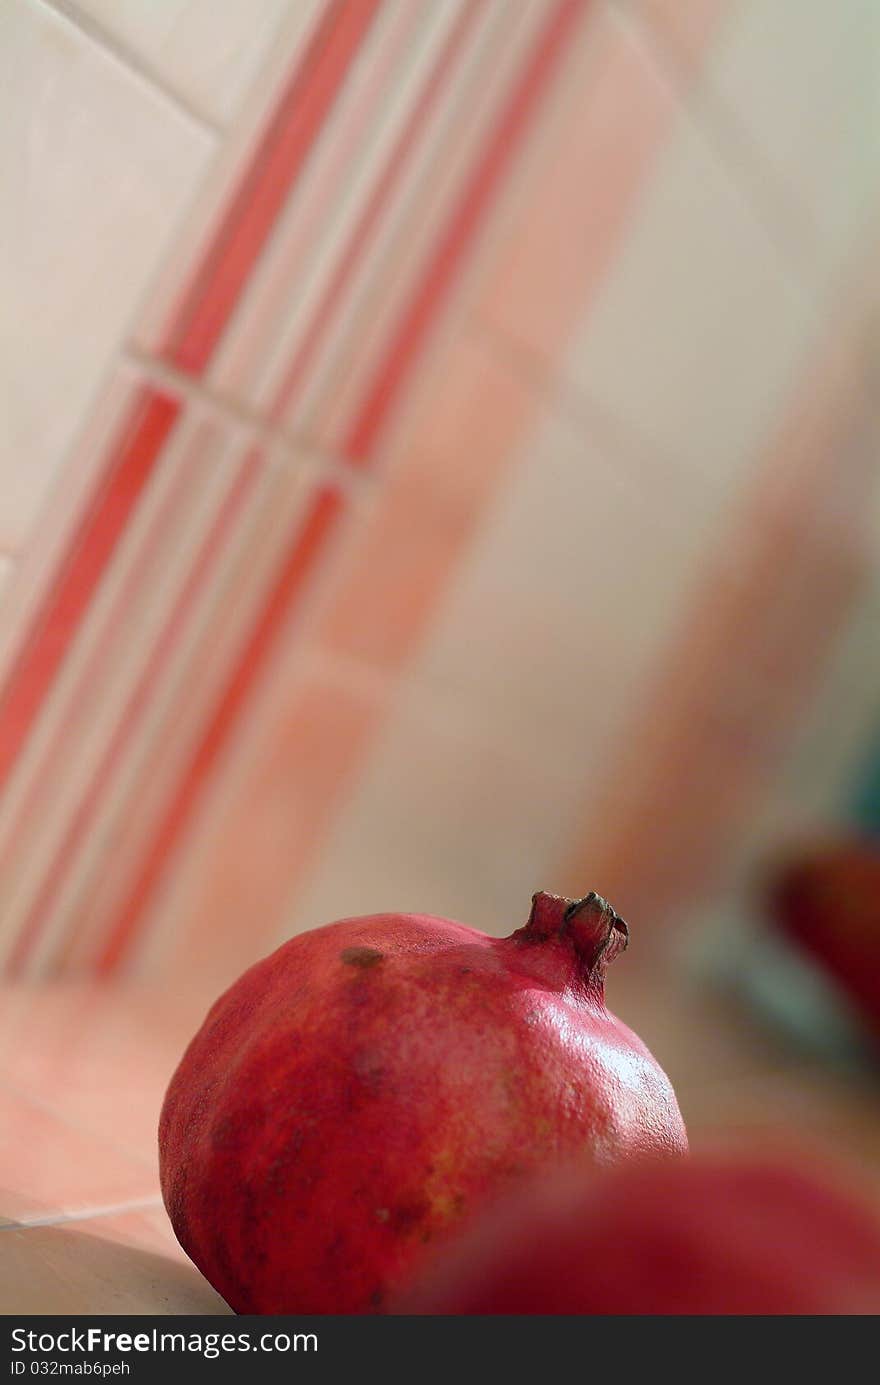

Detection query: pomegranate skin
(396, 1151), (880, 1315)
(159, 892), (686, 1313)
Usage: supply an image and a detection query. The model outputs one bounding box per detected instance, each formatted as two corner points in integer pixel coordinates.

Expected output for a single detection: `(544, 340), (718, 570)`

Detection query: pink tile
(317, 490), (467, 673)
(382, 334), (537, 529)
(476, 3), (677, 361)
(0, 983), (202, 1167)
(154, 664), (386, 996)
(312, 333), (534, 673)
(0, 1081), (157, 1227)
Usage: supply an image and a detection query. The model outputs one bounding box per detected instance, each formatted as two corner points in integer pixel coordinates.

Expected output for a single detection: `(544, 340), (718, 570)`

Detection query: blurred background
(1, 0), (879, 1311)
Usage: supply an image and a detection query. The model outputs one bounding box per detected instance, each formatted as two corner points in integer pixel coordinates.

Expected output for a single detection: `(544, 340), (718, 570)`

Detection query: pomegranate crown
(518, 889), (629, 981)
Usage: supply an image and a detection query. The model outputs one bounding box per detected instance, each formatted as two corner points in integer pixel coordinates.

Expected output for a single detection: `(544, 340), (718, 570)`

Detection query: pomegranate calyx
(521, 889), (628, 979)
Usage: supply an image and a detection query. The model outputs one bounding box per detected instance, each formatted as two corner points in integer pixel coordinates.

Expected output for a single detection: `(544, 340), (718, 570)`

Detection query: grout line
(35, 0), (225, 139)
(470, 312), (723, 532)
(123, 346), (376, 498)
(607, 0), (827, 305)
(1, 1195), (164, 1233)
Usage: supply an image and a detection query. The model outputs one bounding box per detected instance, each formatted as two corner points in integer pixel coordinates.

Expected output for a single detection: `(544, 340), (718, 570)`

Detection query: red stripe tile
(342, 0), (589, 465)
(0, 419), (211, 952)
(93, 5), (588, 973)
(0, 1), (377, 808)
(269, 0), (488, 422)
(0, 2), (384, 972)
(165, 0), (383, 374)
(96, 484), (345, 972)
(7, 447), (267, 976)
(0, 388), (180, 793)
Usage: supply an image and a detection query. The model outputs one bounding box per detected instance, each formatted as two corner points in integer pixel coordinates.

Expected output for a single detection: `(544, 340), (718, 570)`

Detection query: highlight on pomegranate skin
(159, 890), (687, 1314)
(395, 1148), (880, 1316)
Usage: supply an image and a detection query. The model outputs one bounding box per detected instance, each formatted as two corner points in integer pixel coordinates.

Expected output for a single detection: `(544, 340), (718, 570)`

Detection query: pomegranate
(397, 1149), (880, 1315)
(768, 839), (880, 1038)
(159, 890), (686, 1313)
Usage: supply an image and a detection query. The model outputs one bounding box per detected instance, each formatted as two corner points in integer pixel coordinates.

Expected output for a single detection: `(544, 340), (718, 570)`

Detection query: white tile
(475, 0), (679, 367)
(0, 0), (214, 552)
(285, 679), (586, 943)
(705, 0), (880, 285)
(561, 94), (817, 515)
(68, 0), (300, 127)
(412, 401), (717, 771)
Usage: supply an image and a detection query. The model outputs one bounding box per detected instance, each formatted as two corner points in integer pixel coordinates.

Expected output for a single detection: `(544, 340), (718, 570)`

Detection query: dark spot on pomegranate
(351, 1049), (386, 1094)
(390, 1200), (430, 1234)
(341, 945), (384, 969)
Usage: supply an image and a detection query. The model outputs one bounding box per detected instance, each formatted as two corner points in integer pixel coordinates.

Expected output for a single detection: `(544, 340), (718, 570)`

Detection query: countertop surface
(2, 972), (879, 1314)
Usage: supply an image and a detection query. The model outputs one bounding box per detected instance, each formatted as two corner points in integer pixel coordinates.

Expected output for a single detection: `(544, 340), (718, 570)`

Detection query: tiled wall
(1, 0), (878, 990)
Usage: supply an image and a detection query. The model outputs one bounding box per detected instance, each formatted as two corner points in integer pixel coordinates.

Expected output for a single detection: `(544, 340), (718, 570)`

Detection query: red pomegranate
(159, 891), (686, 1313)
(396, 1149), (880, 1314)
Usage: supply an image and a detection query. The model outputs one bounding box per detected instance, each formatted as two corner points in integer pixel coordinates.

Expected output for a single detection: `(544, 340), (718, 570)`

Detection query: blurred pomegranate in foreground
(768, 839), (880, 1037)
(397, 1149), (880, 1314)
(160, 891), (686, 1312)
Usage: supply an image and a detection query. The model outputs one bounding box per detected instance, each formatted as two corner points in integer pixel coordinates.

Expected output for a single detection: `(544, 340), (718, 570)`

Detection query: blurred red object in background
(396, 1149), (880, 1315)
(767, 840), (880, 1040)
